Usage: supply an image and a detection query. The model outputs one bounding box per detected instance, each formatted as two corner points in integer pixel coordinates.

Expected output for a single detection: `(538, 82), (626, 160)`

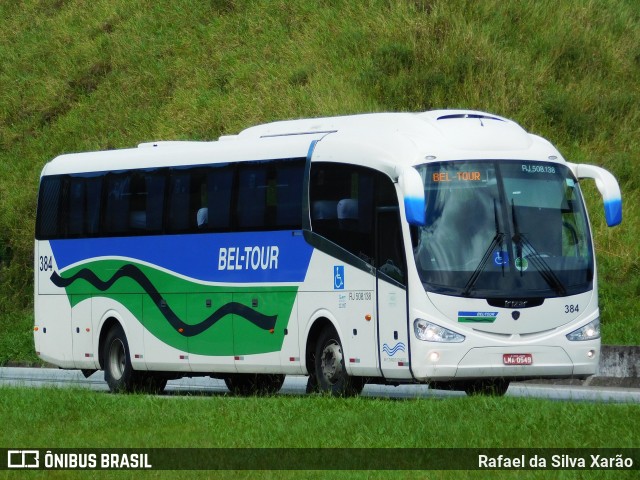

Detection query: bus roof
(41, 110), (565, 177)
(238, 110), (565, 167)
(41, 134), (325, 176)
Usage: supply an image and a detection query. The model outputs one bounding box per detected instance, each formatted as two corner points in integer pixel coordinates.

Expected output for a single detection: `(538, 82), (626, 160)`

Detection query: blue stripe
(50, 231), (313, 283)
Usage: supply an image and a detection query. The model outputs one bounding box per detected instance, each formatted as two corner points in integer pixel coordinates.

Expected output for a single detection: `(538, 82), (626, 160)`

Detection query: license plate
(503, 353), (533, 365)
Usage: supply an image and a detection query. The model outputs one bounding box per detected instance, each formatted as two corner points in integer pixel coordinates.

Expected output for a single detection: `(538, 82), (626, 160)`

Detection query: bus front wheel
(314, 327), (365, 396)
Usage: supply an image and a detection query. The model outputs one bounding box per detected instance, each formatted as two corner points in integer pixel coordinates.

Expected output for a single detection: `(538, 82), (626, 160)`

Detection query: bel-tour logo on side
(218, 246), (279, 271)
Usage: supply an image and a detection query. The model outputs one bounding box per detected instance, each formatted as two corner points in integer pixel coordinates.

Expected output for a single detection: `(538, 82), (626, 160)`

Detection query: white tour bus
(34, 110), (622, 395)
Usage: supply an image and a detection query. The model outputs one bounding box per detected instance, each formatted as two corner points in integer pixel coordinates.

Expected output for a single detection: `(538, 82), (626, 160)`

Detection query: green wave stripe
(61, 260), (297, 356)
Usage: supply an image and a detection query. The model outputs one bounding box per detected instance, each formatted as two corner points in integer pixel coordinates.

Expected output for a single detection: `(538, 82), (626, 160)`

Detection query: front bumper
(410, 341), (599, 381)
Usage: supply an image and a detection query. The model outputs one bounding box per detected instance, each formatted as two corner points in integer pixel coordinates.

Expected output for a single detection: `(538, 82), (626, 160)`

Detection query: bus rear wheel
(103, 324), (137, 393)
(224, 374), (285, 396)
(134, 374), (168, 394)
(103, 325), (168, 394)
(314, 327), (365, 396)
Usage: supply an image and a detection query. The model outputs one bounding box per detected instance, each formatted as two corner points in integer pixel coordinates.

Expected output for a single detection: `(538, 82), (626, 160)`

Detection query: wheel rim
(320, 340), (343, 385)
(108, 338), (126, 381)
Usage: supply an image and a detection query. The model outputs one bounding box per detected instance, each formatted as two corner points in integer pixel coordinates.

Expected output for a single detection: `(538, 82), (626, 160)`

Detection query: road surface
(1, 367), (639, 403)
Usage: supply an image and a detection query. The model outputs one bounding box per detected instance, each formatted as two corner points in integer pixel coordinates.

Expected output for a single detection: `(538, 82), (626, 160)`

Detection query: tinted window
(103, 174), (131, 234)
(36, 177), (62, 238)
(35, 158), (305, 239)
(236, 159), (305, 230)
(237, 164), (267, 229)
(36, 175), (103, 239)
(167, 171), (192, 232)
(310, 162), (404, 279)
(206, 167), (233, 230)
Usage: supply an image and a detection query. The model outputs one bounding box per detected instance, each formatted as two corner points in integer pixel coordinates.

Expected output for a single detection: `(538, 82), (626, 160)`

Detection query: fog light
(587, 350), (595, 358)
(429, 352), (440, 362)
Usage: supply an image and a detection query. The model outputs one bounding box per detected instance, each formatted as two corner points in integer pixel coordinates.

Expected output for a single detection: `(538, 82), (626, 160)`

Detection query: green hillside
(1, 0), (639, 362)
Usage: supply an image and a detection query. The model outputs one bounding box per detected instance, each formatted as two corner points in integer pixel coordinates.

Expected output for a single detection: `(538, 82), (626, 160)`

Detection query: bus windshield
(413, 160), (593, 298)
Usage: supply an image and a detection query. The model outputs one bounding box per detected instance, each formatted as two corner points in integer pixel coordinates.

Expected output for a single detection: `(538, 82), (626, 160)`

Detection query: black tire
(224, 373), (285, 396)
(103, 324), (137, 393)
(305, 373), (319, 394)
(314, 327), (365, 396)
(463, 379), (510, 396)
(134, 374), (168, 394)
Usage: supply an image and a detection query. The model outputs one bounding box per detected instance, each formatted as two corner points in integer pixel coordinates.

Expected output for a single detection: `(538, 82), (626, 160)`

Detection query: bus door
(375, 207), (412, 380)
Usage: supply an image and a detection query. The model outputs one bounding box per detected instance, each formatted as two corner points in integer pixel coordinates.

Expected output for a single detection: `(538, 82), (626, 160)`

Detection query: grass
(0, 310), (38, 366)
(1, 0), (639, 363)
(0, 6), (637, 479)
(0, 387), (638, 479)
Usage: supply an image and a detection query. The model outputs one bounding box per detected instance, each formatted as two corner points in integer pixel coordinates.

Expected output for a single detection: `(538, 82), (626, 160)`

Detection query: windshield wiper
(511, 200), (567, 296)
(462, 200), (504, 297)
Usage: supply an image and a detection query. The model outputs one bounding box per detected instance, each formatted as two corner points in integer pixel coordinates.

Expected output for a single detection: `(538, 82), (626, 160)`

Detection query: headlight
(414, 319), (465, 343)
(566, 318), (600, 341)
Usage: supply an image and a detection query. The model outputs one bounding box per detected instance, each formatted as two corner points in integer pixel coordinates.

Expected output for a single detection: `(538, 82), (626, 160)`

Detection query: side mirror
(570, 163), (622, 227)
(398, 166), (426, 226)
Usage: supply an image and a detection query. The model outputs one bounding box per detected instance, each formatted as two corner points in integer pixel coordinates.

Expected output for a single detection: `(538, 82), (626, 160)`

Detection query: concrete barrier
(598, 346), (640, 377)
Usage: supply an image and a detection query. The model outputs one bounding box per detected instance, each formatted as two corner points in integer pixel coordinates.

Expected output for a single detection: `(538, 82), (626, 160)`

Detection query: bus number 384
(39, 256), (53, 272)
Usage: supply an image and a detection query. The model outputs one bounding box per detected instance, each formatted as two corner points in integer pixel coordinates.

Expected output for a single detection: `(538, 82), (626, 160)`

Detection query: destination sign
(431, 171), (482, 182)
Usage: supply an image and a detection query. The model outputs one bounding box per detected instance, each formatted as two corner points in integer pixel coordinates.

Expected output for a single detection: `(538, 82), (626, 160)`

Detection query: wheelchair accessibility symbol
(493, 251), (509, 267)
(334, 266), (345, 290)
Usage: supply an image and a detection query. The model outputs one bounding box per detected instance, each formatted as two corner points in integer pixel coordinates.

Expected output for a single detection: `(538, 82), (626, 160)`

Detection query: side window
(235, 159), (304, 231)
(375, 177), (406, 285)
(205, 166), (233, 230)
(66, 176), (103, 237)
(275, 162), (304, 228)
(35, 158), (305, 240)
(84, 176), (103, 236)
(167, 171), (193, 232)
(104, 174), (131, 235)
(144, 172), (165, 233)
(310, 163), (375, 263)
(167, 168), (226, 233)
(67, 178), (86, 235)
(310, 162), (406, 281)
(36, 175), (104, 239)
(36, 177), (62, 239)
(103, 170), (165, 235)
(237, 164), (267, 229)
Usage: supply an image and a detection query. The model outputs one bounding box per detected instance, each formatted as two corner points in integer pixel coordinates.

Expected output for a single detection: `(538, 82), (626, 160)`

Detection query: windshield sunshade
(414, 161), (593, 298)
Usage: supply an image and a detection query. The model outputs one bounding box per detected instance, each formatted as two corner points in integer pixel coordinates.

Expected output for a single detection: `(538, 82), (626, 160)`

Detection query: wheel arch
(304, 315), (340, 376)
(97, 315), (124, 370)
